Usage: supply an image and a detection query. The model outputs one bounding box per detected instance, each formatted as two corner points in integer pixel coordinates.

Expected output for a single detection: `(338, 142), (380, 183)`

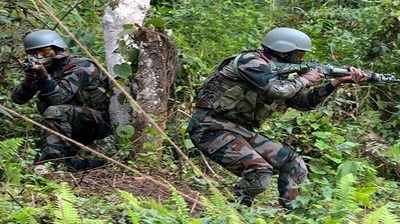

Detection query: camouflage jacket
(195, 50), (336, 128)
(11, 55), (110, 113)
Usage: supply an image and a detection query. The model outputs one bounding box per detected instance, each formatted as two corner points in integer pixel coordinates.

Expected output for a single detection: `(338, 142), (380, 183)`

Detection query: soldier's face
(28, 47), (56, 59)
(277, 50), (306, 64)
(289, 51), (305, 64)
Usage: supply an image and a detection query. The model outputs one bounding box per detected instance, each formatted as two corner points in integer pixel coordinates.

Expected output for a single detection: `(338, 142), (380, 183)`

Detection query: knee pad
(280, 156), (308, 184)
(43, 105), (73, 122)
(237, 170), (272, 196)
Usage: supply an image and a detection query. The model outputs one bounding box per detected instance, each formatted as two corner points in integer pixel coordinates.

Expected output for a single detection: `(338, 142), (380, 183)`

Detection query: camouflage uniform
(11, 54), (111, 162)
(188, 50), (337, 207)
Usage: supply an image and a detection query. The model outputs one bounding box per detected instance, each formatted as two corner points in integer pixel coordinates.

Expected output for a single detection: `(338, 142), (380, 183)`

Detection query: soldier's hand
(23, 71), (37, 86)
(334, 67), (368, 85)
(301, 69), (324, 86)
(29, 62), (49, 80)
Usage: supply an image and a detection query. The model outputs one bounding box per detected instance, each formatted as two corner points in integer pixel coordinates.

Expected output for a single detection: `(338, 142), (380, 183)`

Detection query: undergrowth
(0, 0), (399, 223)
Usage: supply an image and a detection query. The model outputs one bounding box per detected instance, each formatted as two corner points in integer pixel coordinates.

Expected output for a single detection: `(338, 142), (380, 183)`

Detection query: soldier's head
(261, 27), (311, 64)
(23, 30), (68, 66)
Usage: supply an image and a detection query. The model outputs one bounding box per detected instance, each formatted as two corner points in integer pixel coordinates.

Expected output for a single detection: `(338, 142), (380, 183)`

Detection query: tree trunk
(131, 27), (177, 155)
(102, 0), (177, 158)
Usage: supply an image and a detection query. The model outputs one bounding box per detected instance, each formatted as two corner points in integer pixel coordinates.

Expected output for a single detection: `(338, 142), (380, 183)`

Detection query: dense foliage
(0, 0), (399, 223)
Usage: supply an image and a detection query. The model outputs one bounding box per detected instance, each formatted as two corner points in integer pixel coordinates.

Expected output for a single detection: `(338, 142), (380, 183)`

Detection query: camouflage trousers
(38, 105), (112, 162)
(188, 109), (308, 208)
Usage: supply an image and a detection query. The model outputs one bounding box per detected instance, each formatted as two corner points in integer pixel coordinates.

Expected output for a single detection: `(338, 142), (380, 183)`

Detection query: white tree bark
(103, 0), (151, 127)
(103, 0), (150, 76)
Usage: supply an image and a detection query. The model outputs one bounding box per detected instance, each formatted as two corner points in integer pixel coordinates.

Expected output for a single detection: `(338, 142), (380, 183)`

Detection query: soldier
(12, 30), (112, 171)
(188, 27), (367, 209)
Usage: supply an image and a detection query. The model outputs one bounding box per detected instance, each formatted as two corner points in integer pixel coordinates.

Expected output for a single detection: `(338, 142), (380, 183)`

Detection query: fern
(119, 191), (141, 224)
(0, 138), (23, 162)
(0, 138), (24, 184)
(82, 219), (107, 224)
(168, 189), (190, 222)
(363, 205), (400, 224)
(330, 174), (361, 223)
(53, 182), (80, 224)
(7, 207), (40, 224)
(203, 190), (244, 224)
(387, 143), (400, 163)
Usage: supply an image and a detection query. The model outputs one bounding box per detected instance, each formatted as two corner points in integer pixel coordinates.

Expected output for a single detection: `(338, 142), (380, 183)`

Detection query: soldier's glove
(299, 69), (324, 87)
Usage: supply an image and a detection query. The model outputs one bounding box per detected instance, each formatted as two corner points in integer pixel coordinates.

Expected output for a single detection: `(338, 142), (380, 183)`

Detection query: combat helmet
(23, 30), (67, 51)
(262, 27), (312, 53)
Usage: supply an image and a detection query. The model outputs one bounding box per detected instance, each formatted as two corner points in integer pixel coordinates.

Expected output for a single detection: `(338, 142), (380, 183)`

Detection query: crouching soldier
(12, 30), (112, 170)
(188, 27), (367, 209)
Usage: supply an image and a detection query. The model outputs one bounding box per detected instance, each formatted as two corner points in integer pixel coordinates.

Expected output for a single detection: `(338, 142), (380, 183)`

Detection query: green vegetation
(1, 0), (399, 223)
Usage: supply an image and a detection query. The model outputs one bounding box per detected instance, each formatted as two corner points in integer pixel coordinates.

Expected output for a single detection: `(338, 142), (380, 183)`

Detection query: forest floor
(47, 165), (206, 213)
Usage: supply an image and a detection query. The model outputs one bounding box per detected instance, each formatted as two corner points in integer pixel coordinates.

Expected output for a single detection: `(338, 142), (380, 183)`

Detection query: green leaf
(312, 131), (332, 140)
(184, 139), (195, 150)
(337, 161), (361, 180)
(113, 63), (132, 79)
(310, 164), (327, 175)
(116, 124), (135, 139)
(387, 143), (400, 163)
(315, 139), (331, 150)
(122, 23), (136, 33)
(337, 141), (360, 151)
(146, 17), (166, 30)
(354, 187), (377, 208)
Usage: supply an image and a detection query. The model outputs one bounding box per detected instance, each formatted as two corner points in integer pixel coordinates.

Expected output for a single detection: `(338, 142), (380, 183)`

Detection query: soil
(48, 165), (204, 213)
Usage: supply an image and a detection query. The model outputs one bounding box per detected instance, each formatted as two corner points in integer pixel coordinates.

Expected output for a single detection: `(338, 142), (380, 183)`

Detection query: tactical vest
(70, 57), (110, 111)
(195, 51), (284, 128)
(37, 56), (110, 113)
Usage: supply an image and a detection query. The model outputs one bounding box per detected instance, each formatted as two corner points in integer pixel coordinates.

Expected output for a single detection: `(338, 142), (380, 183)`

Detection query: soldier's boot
(65, 158), (106, 171)
(277, 156), (308, 210)
(234, 170), (272, 206)
(38, 143), (75, 162)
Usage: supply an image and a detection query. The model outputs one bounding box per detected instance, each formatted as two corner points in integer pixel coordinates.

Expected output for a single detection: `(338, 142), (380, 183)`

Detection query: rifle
(274, 62), (400, 83)
(21, 56), (50, 71)
(22, 55), (35, 70)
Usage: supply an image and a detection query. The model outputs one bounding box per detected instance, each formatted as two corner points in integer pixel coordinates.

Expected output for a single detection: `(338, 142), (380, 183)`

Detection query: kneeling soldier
(188, 27), (367, 209)
(12, 30), (112, 170)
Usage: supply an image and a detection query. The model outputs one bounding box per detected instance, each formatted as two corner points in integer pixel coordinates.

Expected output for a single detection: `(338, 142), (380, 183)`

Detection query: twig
(19, 7), (51, 29)
(52, 0), (83, 30)
(78, 173), (86, 185)
(199, 151), (222, 180)
(358, 86), (371, 109)
(31, 193), (36, 206)
(34, 156), (75, 165)
(177, 109), (192, 119)
(0, 103), (203, 206)
(68, 172), (80, 189)
(190, 192), (200, 214)
(6, 191), (23, 208)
